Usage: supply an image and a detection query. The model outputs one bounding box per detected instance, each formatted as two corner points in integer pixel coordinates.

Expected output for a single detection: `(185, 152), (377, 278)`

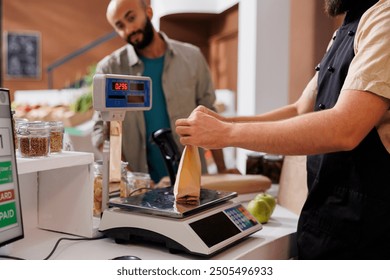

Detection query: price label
(0, 161), (13, 185)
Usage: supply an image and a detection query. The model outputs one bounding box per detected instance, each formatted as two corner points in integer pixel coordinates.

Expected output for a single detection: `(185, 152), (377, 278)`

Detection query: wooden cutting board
(201, 174), (272, 194)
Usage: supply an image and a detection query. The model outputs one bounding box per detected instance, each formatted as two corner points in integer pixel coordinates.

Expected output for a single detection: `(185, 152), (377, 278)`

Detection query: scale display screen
(189, 205), (258, 248)
(111, 82), (128, 91)
(111, 82), (146, 92)
(93, 74), (152, 117)
(105, 77), (151, 108)
(130, 83), (145, 91)
(127, 95), (145, 103)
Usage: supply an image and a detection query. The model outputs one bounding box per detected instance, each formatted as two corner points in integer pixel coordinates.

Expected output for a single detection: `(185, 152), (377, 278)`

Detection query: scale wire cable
(0, 235), (107, 260)
(43, 235), (107, 260)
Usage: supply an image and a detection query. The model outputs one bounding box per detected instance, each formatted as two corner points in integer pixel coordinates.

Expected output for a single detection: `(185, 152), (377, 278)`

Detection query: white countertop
(4, 152), (298, 260)
(5, 202), (298, 260)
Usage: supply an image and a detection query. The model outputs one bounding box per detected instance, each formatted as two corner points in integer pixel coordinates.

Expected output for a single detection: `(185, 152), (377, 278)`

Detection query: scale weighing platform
(99, 186), (262, 257)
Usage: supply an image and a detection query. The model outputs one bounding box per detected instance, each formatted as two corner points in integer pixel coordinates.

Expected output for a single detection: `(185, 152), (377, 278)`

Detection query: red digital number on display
(112, 82), (128, 91)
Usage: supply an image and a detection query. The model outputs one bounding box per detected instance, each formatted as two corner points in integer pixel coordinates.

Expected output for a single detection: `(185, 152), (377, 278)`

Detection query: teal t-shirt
(141, 55), (171, 183)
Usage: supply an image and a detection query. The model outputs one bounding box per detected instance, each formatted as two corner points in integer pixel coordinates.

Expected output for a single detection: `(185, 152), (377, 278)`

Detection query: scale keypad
(224, 205), (258, 231)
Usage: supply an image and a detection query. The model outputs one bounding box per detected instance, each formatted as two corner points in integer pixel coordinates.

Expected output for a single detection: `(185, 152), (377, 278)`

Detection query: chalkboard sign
(5, 31), (41, 79)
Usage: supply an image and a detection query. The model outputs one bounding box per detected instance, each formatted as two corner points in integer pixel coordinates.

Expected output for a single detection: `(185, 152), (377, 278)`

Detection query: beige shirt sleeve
(342, 0), (390, 99)
(342, 0), (390, 153)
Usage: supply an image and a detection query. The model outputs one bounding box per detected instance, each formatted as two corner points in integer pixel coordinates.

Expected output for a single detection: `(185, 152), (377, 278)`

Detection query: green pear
(254, 193), (276, 215)
(247, 199), (272, 224)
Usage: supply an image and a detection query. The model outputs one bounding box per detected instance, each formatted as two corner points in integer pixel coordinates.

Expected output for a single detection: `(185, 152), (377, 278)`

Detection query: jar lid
(24, 120), (48, 126)
(247, 152), (266, 158)
(18, 121), (50, 135)
(94, 160), (128, 173)
(27, 121), (49, 128)
(263, 154), (284, 161)
(48, 121), (64, 127)
(14, 118), (28, 123)
(127, 172), (151, 180)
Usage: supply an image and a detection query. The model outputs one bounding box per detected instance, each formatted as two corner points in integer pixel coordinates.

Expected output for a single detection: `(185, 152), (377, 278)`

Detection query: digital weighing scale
(99, 186), (262, 257)
(93, 74), (262, 257)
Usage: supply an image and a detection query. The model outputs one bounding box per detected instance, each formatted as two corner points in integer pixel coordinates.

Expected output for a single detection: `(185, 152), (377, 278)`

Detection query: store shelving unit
(16, 151), (97, 237)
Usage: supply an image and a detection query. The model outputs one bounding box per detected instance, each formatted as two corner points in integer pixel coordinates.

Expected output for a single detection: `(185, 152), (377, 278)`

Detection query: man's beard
(126, 17), (154, 50)
(324, 0), (354, 17)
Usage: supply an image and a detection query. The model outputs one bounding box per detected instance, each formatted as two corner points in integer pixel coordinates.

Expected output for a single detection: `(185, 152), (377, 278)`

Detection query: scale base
(99, 201), (262, 257)
(101, 226), (216, 257)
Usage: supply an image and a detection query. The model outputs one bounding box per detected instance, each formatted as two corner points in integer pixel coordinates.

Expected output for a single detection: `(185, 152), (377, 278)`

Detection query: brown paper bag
(173, 145), (201, 204)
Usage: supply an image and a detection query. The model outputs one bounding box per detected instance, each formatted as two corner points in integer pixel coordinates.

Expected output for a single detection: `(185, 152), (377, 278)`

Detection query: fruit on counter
(247, 192), (276, 224)
(254, 192), (276, 215)
(247, 199), (271, 224)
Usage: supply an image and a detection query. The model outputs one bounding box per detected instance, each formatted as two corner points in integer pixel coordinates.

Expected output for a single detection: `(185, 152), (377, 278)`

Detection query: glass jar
(17, 121), (50, 158)
(126, 172), (151, 196)
(93, 161), (104, 217)
(48, 121), (64, 154)
(11, 110), (16, 148)
(263, 154), (284, 184)
(246, 152), (266, 175)
(14, 118), (28, 150)
(119, 162), (129, 198)
(93, 160), (128, 217)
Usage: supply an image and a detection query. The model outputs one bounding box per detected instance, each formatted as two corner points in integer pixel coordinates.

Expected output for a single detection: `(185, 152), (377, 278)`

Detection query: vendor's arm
(176, 90), (389, 155)
(177, 6), (390, 156)
(222, 72), (318, 123)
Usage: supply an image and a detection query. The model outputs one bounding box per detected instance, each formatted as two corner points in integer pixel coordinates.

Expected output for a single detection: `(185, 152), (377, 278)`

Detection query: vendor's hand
(198, 105), (227, 122)
(175, 106), (231, 149)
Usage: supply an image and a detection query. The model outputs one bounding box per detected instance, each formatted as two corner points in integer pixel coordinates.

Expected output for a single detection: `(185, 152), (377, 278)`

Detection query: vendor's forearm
(228, 93), (389, 155)
(227, 103), (300, 123)
(227, 112), (346, 155)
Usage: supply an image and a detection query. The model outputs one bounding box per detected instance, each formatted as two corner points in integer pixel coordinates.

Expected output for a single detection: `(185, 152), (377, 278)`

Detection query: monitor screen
(0, 88), (24, 248)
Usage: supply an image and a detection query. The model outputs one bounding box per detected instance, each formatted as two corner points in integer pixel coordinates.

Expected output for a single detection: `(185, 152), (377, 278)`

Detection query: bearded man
(92, 0), (237, 184)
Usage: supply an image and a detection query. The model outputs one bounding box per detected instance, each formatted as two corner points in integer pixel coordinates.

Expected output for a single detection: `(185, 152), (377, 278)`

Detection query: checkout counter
(3, 151), (298, 260)
(3, 74), (299, 260)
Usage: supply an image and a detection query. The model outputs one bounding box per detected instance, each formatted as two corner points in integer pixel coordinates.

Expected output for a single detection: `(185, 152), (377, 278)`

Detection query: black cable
(0, 235), (107, 260)
(43, 235), (107, 260)
(0, 254), (25, 260)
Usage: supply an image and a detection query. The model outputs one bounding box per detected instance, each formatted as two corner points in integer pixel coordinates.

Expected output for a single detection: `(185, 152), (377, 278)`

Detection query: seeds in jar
(19, 137), (49, 157)
(48, 121), (64, 153)
(50, 131), (63, 153)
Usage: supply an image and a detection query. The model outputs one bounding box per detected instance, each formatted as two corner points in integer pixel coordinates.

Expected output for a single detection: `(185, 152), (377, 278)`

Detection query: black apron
(297, 0), (390, 259)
